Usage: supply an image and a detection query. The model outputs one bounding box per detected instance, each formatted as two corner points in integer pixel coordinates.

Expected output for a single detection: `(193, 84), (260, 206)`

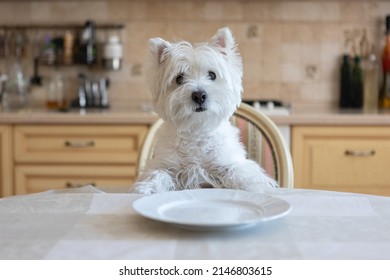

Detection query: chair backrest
(231, 103), (293, 188)
(136, 102), (294, 188)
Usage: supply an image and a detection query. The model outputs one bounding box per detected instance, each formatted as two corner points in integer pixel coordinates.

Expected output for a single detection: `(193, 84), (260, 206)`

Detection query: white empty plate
(132, 189), (291, 231)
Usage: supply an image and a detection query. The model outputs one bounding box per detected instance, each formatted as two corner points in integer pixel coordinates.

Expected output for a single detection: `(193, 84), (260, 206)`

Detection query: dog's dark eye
(176, 74), (185, 85)
(208, 71), (216, 81)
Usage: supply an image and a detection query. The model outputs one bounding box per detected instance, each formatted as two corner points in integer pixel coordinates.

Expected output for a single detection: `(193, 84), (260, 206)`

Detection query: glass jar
(46, 71), (67, 110)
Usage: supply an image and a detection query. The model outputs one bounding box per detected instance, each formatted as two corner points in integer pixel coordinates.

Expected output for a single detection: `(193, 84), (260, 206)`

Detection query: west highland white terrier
(133, 27), (277, 194)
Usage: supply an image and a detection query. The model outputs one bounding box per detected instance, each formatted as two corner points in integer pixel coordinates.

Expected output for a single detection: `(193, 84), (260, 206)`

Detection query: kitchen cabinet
(292, 126), (390, 196)
(10, 124), (148, 195)
(0, 125), (12, 197)
(15, 165), (137, 194)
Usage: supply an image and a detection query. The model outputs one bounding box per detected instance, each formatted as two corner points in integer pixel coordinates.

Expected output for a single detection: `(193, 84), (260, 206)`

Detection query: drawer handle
(66, 182), (96, 188)
(64, 140), (95, 148)
(345, 149), (376, 157)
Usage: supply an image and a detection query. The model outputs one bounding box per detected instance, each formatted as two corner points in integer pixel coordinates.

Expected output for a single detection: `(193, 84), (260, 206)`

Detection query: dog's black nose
(191, 91), (207, 105)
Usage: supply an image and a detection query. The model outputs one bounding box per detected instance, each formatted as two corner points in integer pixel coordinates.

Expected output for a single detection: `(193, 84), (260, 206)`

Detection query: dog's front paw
(131, 170), (176, 194)
(132, 182), (158, 195)
(242, 181), (277, 192)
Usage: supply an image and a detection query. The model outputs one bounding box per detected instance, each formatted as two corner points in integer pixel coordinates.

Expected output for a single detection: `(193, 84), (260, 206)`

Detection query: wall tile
(243, 2), (282, 22)
(222, 1), (244, 21)
(261, 61), (281, 82)
(243, 62), (262, 83)
(108, 0), (147, 21)
(340, 1), (377, 22)
(0, 0), (388, 111)
(281, 2), (323, 22)
(262, 23), (282, 44)
(281, 62), (302, 83)
(244, 81), (281, 101)
(203, 1), (224, 21)
(0, 2), (32, 23)
(30, 1), (108, 23)
(281, 43), (301, 64)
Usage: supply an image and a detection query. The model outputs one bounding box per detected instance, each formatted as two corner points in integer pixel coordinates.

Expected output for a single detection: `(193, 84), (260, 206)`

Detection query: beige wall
(1, 0), (389, 111)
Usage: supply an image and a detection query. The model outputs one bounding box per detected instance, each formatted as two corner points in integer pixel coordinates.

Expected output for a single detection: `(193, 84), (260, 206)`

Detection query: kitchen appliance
(72, 73), (110, 109)
(102, 35), (122, 71)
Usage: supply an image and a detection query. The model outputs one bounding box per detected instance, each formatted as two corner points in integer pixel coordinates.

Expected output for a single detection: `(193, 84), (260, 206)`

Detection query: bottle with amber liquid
(46, 70), (68, 110)
(379, 15), (390, 108)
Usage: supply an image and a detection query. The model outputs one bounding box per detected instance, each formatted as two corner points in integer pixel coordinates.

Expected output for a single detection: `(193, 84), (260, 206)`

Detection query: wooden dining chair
(136, 102), (294, 188)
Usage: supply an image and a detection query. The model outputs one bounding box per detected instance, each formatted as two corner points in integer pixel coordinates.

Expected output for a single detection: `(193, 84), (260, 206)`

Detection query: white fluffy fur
(132, 27), (277, 194)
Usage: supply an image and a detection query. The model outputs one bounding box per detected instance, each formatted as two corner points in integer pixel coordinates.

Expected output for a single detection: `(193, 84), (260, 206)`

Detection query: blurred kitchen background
(0, 0), (389, 112)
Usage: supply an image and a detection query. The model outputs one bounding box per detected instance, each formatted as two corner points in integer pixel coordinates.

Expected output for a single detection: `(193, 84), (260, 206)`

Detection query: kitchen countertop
(0, 107), (159, 125)
(1, 106), (390, 126)
(274, 108), (390, 126)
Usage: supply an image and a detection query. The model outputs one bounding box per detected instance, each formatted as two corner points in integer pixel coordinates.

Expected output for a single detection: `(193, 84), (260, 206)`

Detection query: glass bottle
(3, 50), (29, 110)
(339, 54), (353, 108)
(379, 15), (390, 108)
(46, 70), (67, 110)
(77, 73), (87, 108)
(79, 20), (97, 66)
(63, 31), (74, 65)
(363, 52), (379, 113)
(351, 56), (363, 108)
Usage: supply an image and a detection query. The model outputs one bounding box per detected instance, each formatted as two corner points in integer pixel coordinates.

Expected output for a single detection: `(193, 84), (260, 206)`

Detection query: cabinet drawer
(292, 126), (390, 196)
(14, 125), (148, 164)
(15, 165), (136, 194)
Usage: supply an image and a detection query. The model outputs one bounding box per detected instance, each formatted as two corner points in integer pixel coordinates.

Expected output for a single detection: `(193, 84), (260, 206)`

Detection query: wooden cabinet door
(0, 126), (12, 197)
(292, 126), (390, 196)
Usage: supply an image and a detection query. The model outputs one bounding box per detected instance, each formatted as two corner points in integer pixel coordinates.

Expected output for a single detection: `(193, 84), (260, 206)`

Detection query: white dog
(132, 27), (277, 194)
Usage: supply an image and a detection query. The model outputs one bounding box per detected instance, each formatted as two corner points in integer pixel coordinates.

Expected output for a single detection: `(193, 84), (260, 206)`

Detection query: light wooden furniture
(292, 126), (390, 196)
(137, 103), (294, 188)
(136, 118), (164, 178)
(0, 125), (12, 197)
(12, 124), (148, 195)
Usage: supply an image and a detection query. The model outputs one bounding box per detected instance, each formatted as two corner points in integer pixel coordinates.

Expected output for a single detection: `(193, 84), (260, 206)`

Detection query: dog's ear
(149, 38), (170, 64)
(210, 27), (236, 55)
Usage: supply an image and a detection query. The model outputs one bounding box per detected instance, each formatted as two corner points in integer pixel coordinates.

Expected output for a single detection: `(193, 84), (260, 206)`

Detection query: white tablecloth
(1, 186), (390, 260)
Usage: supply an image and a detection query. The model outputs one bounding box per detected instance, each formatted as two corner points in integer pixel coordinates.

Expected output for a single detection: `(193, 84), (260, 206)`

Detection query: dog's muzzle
(192, 91), (207, 112)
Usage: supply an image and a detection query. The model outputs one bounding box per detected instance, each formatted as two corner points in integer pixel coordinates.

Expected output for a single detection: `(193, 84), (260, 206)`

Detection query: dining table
(0, 185), (390, 260)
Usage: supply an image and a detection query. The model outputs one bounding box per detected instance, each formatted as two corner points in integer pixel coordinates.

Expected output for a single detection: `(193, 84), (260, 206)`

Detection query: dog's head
(147, 27), (243, 133)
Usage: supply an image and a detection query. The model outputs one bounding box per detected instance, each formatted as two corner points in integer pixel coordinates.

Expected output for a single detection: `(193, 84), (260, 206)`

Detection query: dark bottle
(79, 20), (97, 65)
(379, 15), (390, 108)
(351, 56), (364, 108)
(339, 54), (353, 108)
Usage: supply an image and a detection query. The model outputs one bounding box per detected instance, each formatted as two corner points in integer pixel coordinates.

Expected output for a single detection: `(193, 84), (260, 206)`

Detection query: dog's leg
(132, 170), (175, 194)
(222, 160), (278, 191)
